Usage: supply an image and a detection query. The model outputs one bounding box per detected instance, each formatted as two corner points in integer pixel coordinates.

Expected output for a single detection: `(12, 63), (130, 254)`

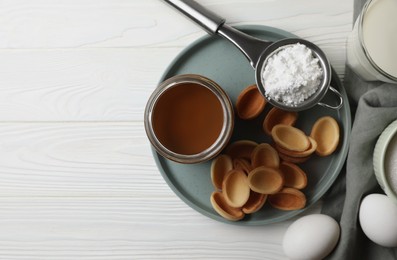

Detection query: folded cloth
(323, 81), (397, 259)
(321, 0), (397, 257)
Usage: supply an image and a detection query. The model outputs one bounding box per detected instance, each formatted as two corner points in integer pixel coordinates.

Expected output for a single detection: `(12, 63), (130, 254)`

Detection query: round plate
(152, 25), (351, 225)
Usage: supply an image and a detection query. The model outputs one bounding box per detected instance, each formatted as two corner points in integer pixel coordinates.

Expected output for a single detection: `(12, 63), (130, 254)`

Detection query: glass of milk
(346, 0), (397, 83)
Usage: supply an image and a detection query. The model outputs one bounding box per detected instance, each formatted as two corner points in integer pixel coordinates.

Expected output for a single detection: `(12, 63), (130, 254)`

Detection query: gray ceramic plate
(153, 25), (351, 225)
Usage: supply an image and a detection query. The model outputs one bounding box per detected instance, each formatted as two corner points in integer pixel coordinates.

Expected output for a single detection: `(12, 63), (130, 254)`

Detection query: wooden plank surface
(0, 49), (177, 121)
(0, 122), (165, 196)
(0, 197), (321, 259)
(0, 0), (352, 49)
(0, 0), (353, 259)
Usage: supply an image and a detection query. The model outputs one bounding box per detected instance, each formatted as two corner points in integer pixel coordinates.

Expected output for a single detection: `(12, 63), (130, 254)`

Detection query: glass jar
(346, 0), (397, 83)
(144, 74), (234, 164)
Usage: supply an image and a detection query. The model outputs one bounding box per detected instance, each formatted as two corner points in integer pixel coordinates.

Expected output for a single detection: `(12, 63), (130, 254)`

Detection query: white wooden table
(0, 0), (353, 259)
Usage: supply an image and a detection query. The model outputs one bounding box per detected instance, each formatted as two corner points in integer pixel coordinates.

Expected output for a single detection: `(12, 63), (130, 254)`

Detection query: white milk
(363, 0), (397, 77)
(347, 0), (397, 83)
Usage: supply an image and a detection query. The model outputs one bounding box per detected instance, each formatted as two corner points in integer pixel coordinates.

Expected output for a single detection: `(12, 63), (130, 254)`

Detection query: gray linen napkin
(321, 0), (397, 259)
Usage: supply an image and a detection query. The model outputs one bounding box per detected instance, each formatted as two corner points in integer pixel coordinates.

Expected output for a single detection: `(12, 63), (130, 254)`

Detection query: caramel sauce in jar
(145, 74), (233, 164)
(152, 83), (224, 155)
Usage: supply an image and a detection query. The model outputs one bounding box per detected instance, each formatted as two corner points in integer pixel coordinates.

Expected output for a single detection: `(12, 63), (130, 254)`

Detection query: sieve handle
(318, 86), (344, 110)
(163, 0), (225, 34)
(162, 0), (272, 67)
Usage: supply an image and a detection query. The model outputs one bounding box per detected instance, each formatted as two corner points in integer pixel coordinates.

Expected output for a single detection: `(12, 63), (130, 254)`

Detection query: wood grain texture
(0, 0), (352, 49)
(0, 197), (321, 259)
(0, 49), (179, 121)
(0, 122), (169, 196)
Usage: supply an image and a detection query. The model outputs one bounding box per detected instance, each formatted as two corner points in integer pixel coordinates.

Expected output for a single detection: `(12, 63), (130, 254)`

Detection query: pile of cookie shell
(210, 84), (340, 221)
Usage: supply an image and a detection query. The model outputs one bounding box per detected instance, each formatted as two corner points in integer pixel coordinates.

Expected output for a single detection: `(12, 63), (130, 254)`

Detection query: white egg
(359, 194), (397, 247)
(282, 214), (340, 260)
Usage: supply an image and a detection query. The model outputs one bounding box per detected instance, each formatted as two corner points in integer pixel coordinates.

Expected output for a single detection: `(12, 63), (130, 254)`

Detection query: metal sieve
(163, 0), (343, 111)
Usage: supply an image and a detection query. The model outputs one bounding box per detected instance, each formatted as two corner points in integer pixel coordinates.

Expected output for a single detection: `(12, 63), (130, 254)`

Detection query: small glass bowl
(144, 74), (234, 164)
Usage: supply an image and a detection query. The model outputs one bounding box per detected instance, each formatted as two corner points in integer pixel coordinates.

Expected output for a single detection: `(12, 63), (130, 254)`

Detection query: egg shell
(359, 194), (397, 247)
(283, 214), (340, 260)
